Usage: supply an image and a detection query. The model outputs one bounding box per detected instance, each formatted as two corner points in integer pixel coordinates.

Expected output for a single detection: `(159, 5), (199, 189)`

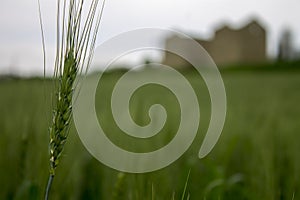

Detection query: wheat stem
(45, 175), (54, 200)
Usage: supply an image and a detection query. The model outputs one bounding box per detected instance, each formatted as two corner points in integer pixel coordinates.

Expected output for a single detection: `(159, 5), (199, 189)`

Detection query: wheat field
(0, 68), (300, 199)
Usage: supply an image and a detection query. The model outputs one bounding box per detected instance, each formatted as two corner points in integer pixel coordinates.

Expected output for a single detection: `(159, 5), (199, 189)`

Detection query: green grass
(0, 69), (300, 199)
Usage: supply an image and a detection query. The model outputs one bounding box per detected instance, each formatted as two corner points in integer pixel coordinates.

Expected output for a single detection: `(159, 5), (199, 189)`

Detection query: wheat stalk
(39, 0), (106, 199)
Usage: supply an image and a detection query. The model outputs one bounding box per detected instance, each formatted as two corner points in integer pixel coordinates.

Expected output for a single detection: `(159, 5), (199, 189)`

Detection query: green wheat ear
(49, 49), (77, 176)
(39, 0), (106, 199)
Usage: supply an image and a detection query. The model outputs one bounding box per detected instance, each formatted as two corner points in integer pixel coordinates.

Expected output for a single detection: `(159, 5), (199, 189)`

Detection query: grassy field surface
(0, 69), (300, 199)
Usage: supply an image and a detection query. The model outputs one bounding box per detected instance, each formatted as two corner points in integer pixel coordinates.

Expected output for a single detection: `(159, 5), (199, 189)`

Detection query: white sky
(1, 0), (300, 76)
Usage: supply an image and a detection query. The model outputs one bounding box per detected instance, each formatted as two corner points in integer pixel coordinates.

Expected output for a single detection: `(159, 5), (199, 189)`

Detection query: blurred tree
(278, 29), (294, 61)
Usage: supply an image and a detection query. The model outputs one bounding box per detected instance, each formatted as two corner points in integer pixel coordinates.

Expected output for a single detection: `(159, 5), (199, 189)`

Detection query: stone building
(163, 19), (267, 68)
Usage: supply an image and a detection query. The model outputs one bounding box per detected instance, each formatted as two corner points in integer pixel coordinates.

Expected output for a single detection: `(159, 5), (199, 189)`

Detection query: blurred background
(1, 0), (300, 199)
(1, 0), (300, 75)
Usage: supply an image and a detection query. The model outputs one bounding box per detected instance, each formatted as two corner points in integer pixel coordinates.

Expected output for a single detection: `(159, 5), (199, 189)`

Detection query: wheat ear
(40, 0), (106, 199)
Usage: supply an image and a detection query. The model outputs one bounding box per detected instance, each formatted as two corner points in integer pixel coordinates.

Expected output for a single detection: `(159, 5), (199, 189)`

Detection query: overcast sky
(1, 0), (300, 76)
